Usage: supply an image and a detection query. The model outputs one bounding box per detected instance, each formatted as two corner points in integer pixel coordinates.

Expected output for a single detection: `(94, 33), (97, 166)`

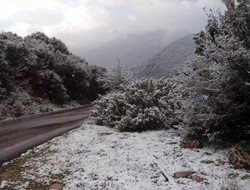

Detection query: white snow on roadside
(7, 122), (250, 189)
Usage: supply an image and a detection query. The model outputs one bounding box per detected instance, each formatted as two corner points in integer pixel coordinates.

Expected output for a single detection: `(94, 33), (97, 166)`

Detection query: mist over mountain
(79, 30), (188, 70)
(133, 34), (195, 78)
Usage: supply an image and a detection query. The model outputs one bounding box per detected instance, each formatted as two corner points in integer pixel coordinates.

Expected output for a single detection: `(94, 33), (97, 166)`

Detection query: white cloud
(6, 22), (33, 36)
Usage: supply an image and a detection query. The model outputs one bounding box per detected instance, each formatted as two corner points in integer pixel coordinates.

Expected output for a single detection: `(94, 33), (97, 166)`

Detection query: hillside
(133, 34), (195, 78)
(82, 30), (187, 70)
(0, 32), (107, 120)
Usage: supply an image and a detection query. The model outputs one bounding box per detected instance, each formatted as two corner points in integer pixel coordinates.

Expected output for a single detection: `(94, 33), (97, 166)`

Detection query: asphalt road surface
(0, 104), (92, 164)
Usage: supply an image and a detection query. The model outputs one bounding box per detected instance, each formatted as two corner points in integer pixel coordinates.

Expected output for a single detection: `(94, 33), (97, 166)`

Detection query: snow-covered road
(1, 122), (249, 190)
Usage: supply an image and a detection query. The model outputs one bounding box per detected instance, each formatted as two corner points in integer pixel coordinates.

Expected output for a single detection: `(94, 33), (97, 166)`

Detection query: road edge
(0, 104), (93, 127)
(0, 117), (89, 165)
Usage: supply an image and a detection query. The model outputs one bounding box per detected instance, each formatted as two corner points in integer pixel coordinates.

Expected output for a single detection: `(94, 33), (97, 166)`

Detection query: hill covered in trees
(133, 34), (195, 78)
(0, 32), (107, 119)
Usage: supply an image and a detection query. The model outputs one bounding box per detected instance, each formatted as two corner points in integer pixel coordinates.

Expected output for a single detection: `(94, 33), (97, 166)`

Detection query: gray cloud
(13, 9), (64, 26)
(0, 8), (63, 32)
(0, 0), (225, 51)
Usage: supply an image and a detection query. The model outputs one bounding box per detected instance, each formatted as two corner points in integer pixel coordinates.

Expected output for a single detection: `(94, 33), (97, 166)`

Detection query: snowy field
(1, 122), (249, 190)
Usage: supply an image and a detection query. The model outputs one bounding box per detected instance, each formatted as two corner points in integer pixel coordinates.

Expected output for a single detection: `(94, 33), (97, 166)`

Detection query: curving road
(0, 104), (92, 164)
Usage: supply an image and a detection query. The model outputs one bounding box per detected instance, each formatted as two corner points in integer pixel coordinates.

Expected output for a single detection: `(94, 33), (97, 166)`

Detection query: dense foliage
(176, 0), (250, 141)
(90, 0), (250, 141)
(92, 78), (179, 131)
(0, 32), (107, 119)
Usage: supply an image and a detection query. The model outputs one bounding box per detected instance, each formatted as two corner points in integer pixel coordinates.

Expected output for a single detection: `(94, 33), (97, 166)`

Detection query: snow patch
(6, 123), (250, 190)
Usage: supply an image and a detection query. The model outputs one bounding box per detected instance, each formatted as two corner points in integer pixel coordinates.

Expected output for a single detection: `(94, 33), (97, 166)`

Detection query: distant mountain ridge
(82, 30), (187, 70)
(133, 34), (196, 78)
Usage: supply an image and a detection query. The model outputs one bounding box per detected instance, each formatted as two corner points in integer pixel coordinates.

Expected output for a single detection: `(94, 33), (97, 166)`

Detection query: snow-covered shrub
(92, 78), (179, 131)
(0, 88), (40, 119)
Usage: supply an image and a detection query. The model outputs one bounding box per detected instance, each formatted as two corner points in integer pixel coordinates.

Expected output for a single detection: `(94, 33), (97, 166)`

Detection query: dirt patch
(0, 146), (67, 190)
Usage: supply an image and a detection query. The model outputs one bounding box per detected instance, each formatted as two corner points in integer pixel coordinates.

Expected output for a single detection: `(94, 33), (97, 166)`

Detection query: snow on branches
(92, 78), (179, 131)
(175, 0), (250, 141)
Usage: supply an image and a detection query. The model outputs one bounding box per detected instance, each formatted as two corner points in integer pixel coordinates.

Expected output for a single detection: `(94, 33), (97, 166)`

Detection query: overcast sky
(0, 0), (225, 50)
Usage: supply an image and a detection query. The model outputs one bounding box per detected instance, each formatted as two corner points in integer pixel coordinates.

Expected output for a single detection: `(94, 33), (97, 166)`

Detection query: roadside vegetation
(0, 32), (108, 120)
(92, 0), (250, 143)
(1, 0), (250, 189)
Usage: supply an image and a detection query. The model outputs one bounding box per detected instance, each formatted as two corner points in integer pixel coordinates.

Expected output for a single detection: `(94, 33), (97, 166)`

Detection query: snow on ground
(1, 122), (250, 190)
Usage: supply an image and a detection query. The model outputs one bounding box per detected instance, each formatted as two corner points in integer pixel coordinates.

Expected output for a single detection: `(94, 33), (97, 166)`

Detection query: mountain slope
(82, 30), (186, 70)
(134, 34), (195, 78)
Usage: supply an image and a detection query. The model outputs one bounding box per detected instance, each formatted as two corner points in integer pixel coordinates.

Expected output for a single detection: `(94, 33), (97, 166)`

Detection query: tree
(104, 59), (128, 91)
(25, 32), (69, 54)
(86, 65), (108, 100)
(31, 70), (69, 104)
(178, 0), (250, 141)
(0, 31), (109, 119)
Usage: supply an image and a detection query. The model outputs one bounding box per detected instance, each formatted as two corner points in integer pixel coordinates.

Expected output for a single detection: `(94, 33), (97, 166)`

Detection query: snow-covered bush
(92, 78), (179, 131)
(0, 88), (40, 119)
